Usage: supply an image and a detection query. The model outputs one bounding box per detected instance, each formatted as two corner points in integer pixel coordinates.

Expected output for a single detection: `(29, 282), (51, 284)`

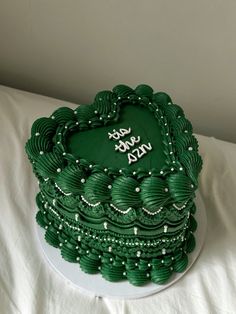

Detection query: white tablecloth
(0, 85), (236, 314)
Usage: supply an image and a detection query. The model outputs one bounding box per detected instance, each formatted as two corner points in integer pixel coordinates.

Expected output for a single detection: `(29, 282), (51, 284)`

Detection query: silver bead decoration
(134, 227), (138, 235)
(104, 222), (108, 229)
(162, 248), (166, 255)
(136, 251), (141, 257)
(164, 225), (168, 233)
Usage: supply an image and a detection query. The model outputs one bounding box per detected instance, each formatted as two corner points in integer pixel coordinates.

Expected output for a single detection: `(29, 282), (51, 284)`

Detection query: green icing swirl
(135, 84), (153, 98)
(153, 92), (172, 106)
(75, 104), (95, 122)
(55, 164), (85, 195)
(163, 104), (184, 120)
(140, 177), (170, 210)
(186, 233), (196, 253)
(25, 136), (52, 160)
(36, 152), (64, 178)
(179, 151), (203, 185)
(94, 90), (116, 114)
(175, 134), (199, 155)
(51, 107), (75, 124)
(112, 84), (134, 98)
(31, 117), (58, 137)
(84, 173), (112, 203)
(126, 269), (149, 286)
(45, 227), (60, 248)
(171, 117), (193, 136)
(111, 176), (141, 209)
(101, 264), (125, 282)
(61, 241), (79, 262)
(151, 266), (172, 284)
(173, 253), (188, 272)
(168, 173), (195, 203)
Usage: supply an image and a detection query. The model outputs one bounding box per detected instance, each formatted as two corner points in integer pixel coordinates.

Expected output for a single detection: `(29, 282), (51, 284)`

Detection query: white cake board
(36, 191), (207, 299)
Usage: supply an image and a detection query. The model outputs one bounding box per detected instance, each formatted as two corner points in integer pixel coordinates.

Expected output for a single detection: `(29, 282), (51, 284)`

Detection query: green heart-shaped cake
(25, 84), (202, 286)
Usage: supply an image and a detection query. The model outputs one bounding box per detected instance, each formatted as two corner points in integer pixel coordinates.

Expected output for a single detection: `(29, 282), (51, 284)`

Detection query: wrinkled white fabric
(0, 85), (235, 314)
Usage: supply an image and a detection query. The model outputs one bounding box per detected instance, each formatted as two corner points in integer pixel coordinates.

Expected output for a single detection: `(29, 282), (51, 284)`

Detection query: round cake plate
(36, 191), (207, 300)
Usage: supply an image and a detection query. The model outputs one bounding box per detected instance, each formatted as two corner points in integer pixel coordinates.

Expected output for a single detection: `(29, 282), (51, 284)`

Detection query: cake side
(26, 84), (202, 286)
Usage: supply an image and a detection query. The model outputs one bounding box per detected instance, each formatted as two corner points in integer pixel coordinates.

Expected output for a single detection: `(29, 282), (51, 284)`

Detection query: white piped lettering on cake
(108, 127), (152, 165)
(115, 136), (140, 153)
(108, 127), (131, 140)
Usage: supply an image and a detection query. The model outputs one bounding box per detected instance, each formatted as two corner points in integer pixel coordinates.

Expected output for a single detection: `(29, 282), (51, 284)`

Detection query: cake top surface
(26, 84), (202, 216)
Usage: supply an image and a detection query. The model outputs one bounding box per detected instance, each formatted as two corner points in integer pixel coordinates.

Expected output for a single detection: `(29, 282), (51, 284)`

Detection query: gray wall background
(0, 0), (236, 142)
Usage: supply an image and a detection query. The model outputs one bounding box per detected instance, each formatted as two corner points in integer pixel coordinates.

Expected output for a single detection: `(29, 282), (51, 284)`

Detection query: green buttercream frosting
(26, 84), (203, 286)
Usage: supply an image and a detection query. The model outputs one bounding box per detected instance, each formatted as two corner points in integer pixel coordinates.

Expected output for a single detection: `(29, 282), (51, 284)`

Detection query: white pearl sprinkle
(123, 272), (126, 276)
(133, 171), (136, 175)
(138, 97), (141, 100)
(168, 102), (172, 105)
(160, 170), (164, 174)
(76, 159), (79, 163)
(191, 184), (194, 188)
(81, 178), (85, 183)
(39, 151), (44, 155)
(65, 126), (68, 129)
(57, 141), (60, 144)
(162, 248), (166, 255)
(88, 120), (91, 124)
(94, 110), (98, 114)
(170, 151), (173, 155)
(76, 121), (79, 125)
(119, 169), (122, 173)
(108, 185), (112, 189)
(135, 187), (140, 193)
(57, 168), (61, 173)
(108, 246), (112, 252)
(136, 251), (141, 257)
(164, 188), (169, 192)
(188, 146), (193, 151)
(179, 167), (183, 171)
(74, 111), (77, 114)
(149, 171), (152, 175)
(89, 164), (93, 168)
(104, 168), (107, 172)
(76, 257), (80, 261)
(171, 168), (174, 171)
(51, 116), (55, 119)
(35, 132), (40, 136)
(99, 116), (103, 120)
